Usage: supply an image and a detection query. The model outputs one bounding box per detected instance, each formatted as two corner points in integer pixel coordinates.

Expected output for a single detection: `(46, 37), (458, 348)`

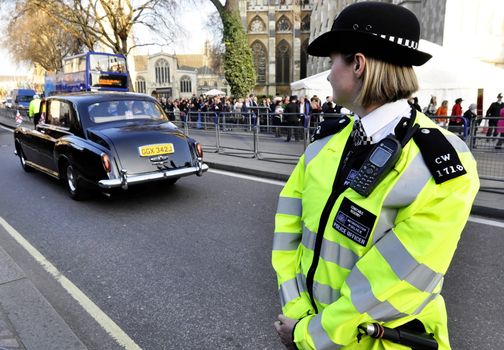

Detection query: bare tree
(1, 1), (84, 71)
(2, 0), (186, 90)
(26, 0), (183, 56)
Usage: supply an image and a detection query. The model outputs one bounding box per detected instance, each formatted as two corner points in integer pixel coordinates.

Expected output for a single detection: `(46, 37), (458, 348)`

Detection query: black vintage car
(14, 92), (208, 199)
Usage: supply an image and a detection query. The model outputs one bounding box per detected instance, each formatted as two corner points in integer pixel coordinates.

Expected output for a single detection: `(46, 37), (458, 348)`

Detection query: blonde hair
(355, 57), (419, 108)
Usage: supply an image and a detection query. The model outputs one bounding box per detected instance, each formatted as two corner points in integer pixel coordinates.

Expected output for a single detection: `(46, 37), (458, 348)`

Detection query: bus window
(63, 59), (73, 74)
(49, 52), (129, 93)
(76, 57), (86, 72)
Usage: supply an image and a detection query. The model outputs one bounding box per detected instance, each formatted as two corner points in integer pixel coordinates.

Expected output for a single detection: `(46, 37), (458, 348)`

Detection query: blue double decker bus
(45, 52), (129, 95)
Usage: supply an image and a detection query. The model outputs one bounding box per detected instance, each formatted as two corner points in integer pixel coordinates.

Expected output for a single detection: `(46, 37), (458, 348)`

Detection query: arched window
(155, 59), (170, 85)
(301, 15), (310, 32)
(249, 16), (266, 33)
(251, 40), (267, 84)
(276, 40), (290, 84)
(136, 76), (146, 94)
(276, 15), (292, 32)
(300, 40), (309, 79)
(180, 75), (192, 93)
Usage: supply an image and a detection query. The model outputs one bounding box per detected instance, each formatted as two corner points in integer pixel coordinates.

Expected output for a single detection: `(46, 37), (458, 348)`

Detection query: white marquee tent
(291, 40), (504, 113)
(204, 89), (226, 96)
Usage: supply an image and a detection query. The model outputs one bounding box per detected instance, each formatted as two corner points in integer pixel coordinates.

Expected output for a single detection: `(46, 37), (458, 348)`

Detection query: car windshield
(88, 100), (167, 124)
(18, 96), (33, 102)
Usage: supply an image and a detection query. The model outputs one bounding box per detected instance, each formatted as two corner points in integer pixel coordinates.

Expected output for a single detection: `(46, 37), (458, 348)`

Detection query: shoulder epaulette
(311, 116), (351, 142)
(413, 127), (467, 184)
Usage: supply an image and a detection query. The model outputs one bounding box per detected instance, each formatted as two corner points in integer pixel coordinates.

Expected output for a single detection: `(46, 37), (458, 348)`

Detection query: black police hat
(307, 2), (432, 66)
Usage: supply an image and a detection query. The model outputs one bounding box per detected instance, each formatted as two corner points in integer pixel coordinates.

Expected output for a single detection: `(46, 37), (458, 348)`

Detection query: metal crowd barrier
(173, 110), (343, 164)
(0, 107), (30, 129)
(426, 115), (503, 181)
(427, 115), (469, 138)
(174, 111), (502, 181)
(466, 117), (503, 181)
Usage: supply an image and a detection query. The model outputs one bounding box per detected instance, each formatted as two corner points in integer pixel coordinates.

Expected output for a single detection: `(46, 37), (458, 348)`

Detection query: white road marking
(468, 216), (504, 228)
(209, 168), (286, 186)
(0, 125), (14, 132)
(0, 217), (142, 350)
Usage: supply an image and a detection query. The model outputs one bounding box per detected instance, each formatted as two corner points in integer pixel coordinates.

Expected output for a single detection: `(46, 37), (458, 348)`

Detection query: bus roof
(63, 52), (126, 61)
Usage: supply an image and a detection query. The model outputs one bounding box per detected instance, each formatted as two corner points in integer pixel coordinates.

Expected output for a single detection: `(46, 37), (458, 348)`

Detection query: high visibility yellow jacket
(28, 98), (41, 118)
(272, 112), (479, 349)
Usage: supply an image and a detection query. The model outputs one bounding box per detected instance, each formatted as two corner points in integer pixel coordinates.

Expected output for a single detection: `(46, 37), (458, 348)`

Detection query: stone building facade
(240, 0), (314, 96)
(133, 45), (228, 100)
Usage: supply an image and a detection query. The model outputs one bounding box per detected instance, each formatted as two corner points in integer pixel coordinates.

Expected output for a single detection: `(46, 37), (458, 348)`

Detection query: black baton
(357, 323), (438, 350)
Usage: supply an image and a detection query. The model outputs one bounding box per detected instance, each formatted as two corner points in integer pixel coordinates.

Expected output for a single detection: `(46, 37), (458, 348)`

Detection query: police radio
(350, 135), (402, 197)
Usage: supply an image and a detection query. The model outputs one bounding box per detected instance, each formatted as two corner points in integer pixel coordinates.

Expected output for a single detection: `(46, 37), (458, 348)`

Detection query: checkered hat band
(370, 32), (418, 49)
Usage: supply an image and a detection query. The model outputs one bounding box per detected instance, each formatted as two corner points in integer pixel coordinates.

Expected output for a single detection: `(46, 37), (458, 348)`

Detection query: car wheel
(18, 148), (32, 172)
(65, 163), (84, 200)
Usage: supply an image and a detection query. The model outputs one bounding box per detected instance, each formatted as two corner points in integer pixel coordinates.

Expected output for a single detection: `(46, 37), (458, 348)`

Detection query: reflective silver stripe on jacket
(446, 133), (471, 153)
(279, 274), (307, 307)
(301, 224), (316, 249)
(273, 232), (302, 251)
(346, 268), (407, 322)
(374, 152), (436, 243)
(302, 226), (359, 270)
(279, 277), (300, 307)
(372, 210), (397, 244)
(376, 230), (443, 293)
(307, 313), (342, 349)
(277, 196), (302, 216)
(305, 135), (333, 168)
(413, 292), (440, 315)
(313, 281), (341, 305)
(383, 154), (432, 208)
(278, 273), (341, 308)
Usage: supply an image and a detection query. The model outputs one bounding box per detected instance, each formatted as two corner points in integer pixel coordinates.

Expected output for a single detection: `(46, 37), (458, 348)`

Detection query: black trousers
(486, 118), (499, 137)
(33, 112), (41, 126)
(285, 120), (299, 141)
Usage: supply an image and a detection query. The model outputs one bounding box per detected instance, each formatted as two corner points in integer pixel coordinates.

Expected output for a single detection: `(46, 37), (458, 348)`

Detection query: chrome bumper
(98, 163), (209, 189)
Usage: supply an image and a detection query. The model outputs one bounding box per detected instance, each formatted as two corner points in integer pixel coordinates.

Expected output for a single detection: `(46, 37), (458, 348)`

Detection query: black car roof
(47, 92), (157, 104)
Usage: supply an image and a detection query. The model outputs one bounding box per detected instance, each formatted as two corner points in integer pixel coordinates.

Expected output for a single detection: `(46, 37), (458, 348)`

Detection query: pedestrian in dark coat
(284, 96), (300, 142)
(485, 93), (504, 138)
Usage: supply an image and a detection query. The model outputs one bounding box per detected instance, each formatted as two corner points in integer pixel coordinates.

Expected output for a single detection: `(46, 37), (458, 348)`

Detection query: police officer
(28, 94), (41, 126)
(272, 2), (479, 349)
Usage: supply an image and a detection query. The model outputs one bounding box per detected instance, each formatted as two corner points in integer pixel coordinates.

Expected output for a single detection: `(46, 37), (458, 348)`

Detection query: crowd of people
(156, 92), (503, 147)
(407, 93), (504, 147)
(156, 93), (345, 142)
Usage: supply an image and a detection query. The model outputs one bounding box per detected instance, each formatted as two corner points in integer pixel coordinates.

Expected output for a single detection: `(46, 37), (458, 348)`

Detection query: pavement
(0, 113), (503, 349)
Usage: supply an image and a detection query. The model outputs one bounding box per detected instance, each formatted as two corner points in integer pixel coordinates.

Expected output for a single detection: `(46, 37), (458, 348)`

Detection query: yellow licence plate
(138, 143), (174, 157)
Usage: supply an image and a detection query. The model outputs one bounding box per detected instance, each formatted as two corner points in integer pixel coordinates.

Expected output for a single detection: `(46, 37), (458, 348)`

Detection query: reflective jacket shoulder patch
(311, 116), (351, 142)
(413, 128), (467, 184)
